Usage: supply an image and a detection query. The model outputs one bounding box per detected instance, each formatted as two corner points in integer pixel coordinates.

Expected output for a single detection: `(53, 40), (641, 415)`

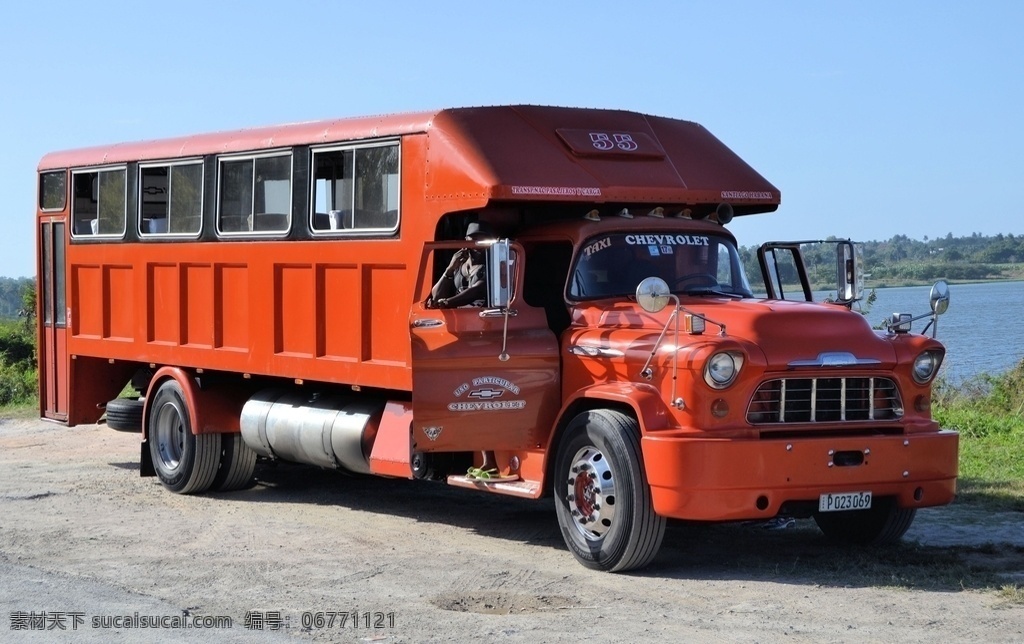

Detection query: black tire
(105, 397), (144, 432)
(147, 380), (221, 494)
(813, 497), (917, 545)
(211, 433), (257, 492)
(553, 409), (665, 572)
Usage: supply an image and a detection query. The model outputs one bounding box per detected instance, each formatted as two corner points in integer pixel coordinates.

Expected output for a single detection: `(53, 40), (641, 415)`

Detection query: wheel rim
(154, 398), (187, 471)
(564, 446), (617, 541)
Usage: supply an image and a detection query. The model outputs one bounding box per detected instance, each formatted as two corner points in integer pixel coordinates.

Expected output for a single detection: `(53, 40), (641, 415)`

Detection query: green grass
(934, 359), (1024, 511)
(0, 401), (39, 417)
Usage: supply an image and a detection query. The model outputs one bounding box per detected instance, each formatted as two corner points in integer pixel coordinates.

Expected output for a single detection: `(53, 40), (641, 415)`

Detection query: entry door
(39, 221), (68, 421)
(410, 243), (560, 453)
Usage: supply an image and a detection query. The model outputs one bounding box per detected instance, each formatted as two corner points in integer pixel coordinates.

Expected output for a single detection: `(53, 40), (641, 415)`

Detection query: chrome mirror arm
(639, 295), (683, 408)
(640, 301), (678, 380)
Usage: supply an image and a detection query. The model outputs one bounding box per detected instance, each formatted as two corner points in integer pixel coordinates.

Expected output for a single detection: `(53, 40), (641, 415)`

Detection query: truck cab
(413, 204), (955, 572)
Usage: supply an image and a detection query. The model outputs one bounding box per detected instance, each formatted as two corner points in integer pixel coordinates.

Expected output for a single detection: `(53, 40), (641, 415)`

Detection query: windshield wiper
(682, 287), (745, 299)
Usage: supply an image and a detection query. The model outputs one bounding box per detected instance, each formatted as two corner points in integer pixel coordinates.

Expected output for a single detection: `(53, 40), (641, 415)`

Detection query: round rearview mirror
(636, 277), (671, 313)
(929, 280), (950, 316)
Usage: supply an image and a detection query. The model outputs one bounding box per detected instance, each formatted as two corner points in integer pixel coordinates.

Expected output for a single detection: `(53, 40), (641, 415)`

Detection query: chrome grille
(747, 377), (903, 424)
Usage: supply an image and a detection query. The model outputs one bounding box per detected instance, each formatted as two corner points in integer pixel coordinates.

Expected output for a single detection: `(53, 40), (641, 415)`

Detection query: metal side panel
(368, 401), (414, 478)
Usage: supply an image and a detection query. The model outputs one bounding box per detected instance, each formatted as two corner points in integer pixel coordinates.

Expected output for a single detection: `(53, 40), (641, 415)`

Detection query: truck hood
(711, 299), (895, 369)
(573, 298), (896, 370)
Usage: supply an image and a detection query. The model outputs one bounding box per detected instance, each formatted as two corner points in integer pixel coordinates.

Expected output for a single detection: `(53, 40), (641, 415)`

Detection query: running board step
(447, 475), (541, 498)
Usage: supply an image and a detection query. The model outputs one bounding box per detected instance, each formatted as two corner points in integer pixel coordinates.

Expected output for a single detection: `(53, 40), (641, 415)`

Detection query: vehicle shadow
(200, 460), (1020, 594)
(654, 520), (1022, 593)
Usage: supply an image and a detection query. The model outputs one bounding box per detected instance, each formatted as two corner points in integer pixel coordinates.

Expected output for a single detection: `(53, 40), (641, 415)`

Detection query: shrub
(0, 327), (35, 368)
(0, 362), (36, 406)
(0, 319), (37, 406)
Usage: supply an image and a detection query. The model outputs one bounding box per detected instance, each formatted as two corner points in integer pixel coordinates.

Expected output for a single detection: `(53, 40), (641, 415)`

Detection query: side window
(427, 243), (489, 308)
(71, 168), (126, 237)
(311, 142), (399, 233)
(39, 171), (67, 211)
(713, 241), (732, 284)
(217, 153), (292, 235)
(139, 161), (203, 236)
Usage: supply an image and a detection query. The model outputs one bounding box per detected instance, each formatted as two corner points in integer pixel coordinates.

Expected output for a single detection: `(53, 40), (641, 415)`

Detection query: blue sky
(2, 1), (1021, 278)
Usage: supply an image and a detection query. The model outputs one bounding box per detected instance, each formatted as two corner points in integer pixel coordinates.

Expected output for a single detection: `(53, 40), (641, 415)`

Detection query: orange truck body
(35, 105), (958, 571)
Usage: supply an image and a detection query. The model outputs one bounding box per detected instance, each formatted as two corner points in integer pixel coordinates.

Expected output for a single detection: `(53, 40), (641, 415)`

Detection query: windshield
(568, 232), (754, 300)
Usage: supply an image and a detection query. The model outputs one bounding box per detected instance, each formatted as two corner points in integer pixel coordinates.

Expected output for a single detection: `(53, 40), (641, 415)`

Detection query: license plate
(818, 491), (872, 512)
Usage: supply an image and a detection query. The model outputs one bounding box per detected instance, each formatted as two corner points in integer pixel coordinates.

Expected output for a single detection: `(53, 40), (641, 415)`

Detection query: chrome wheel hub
(565, 446), (617, 540)
(154, 400), (186, 471)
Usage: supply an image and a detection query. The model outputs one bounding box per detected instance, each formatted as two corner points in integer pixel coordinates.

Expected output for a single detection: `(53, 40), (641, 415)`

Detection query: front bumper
(641, 430), (959, 521)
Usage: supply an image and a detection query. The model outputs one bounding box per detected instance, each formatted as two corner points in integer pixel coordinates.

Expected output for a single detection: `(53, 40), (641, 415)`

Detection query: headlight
(705, 352), (742, 389)
(912, 350), (943, 384)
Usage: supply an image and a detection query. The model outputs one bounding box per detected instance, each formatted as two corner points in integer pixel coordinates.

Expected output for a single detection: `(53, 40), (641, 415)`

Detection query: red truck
(36, 105), (957, 571)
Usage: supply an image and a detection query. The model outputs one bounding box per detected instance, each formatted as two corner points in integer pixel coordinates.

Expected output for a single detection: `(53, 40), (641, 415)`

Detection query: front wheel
(147, 379), (221, 494)
(813, 497), (916, 545)
(553, 409), (665, 572)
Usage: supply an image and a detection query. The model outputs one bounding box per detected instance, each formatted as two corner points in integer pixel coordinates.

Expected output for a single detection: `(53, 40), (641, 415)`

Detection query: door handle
(479, 308), (517, 318)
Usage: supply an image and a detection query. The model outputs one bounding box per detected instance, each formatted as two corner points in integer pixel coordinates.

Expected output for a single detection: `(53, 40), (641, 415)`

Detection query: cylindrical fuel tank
(239, 390), (382, 474)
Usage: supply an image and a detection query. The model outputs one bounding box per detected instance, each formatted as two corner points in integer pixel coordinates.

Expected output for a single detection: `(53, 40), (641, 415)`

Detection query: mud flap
(140, 439), (155, 477)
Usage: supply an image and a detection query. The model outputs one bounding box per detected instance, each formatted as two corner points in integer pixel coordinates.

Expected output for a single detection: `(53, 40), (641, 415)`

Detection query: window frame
(39, 170), (68, 212)
(70, 165), (128, 240)
(137, 158), (205, 239)
(215, 150), (294, 238)
(308, 139), (401, 237)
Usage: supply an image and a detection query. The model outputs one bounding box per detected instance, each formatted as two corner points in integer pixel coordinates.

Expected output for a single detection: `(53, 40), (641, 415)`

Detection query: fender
(534, 382), (673, 488)
(142, 367), (249, 437)
(556, 382), (673, 437)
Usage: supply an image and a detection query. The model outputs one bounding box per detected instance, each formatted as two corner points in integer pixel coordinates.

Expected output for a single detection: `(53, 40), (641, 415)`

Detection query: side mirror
(636, 277), (671, 313)
(835, 241), (864, 302)
(487, 239), (512, 308)
(929, 280), (950, 315)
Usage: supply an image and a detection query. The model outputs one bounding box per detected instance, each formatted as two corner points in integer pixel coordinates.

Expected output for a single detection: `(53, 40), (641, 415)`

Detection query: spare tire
(106, 397), (144, 432)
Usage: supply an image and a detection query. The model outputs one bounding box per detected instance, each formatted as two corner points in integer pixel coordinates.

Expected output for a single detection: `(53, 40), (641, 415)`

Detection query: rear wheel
(553, 409), (665, 572)
(813, 497), (916, 544)
(148, 380), (220, 494)
(211, 433), (257, 492)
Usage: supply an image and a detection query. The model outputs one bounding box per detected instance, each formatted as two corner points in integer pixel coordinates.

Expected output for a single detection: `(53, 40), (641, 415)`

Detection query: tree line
(0, 277), (35, 319)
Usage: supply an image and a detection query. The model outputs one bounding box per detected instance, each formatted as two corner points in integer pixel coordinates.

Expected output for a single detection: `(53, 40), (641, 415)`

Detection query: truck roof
(39, 105), (780, 216)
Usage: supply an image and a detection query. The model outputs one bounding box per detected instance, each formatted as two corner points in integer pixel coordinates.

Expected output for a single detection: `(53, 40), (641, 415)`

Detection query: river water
(857, 281), (1024, 383)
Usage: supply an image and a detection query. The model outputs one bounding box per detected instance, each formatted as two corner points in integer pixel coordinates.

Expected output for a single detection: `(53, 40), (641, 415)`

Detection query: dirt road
(2, 416), (1021, 642)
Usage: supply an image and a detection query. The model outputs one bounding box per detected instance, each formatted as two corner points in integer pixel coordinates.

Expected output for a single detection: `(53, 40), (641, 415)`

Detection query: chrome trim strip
(788, 352), (882, 368)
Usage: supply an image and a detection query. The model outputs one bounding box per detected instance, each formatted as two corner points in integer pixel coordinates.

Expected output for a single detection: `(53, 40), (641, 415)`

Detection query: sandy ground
(1, 416), (1022, 643)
